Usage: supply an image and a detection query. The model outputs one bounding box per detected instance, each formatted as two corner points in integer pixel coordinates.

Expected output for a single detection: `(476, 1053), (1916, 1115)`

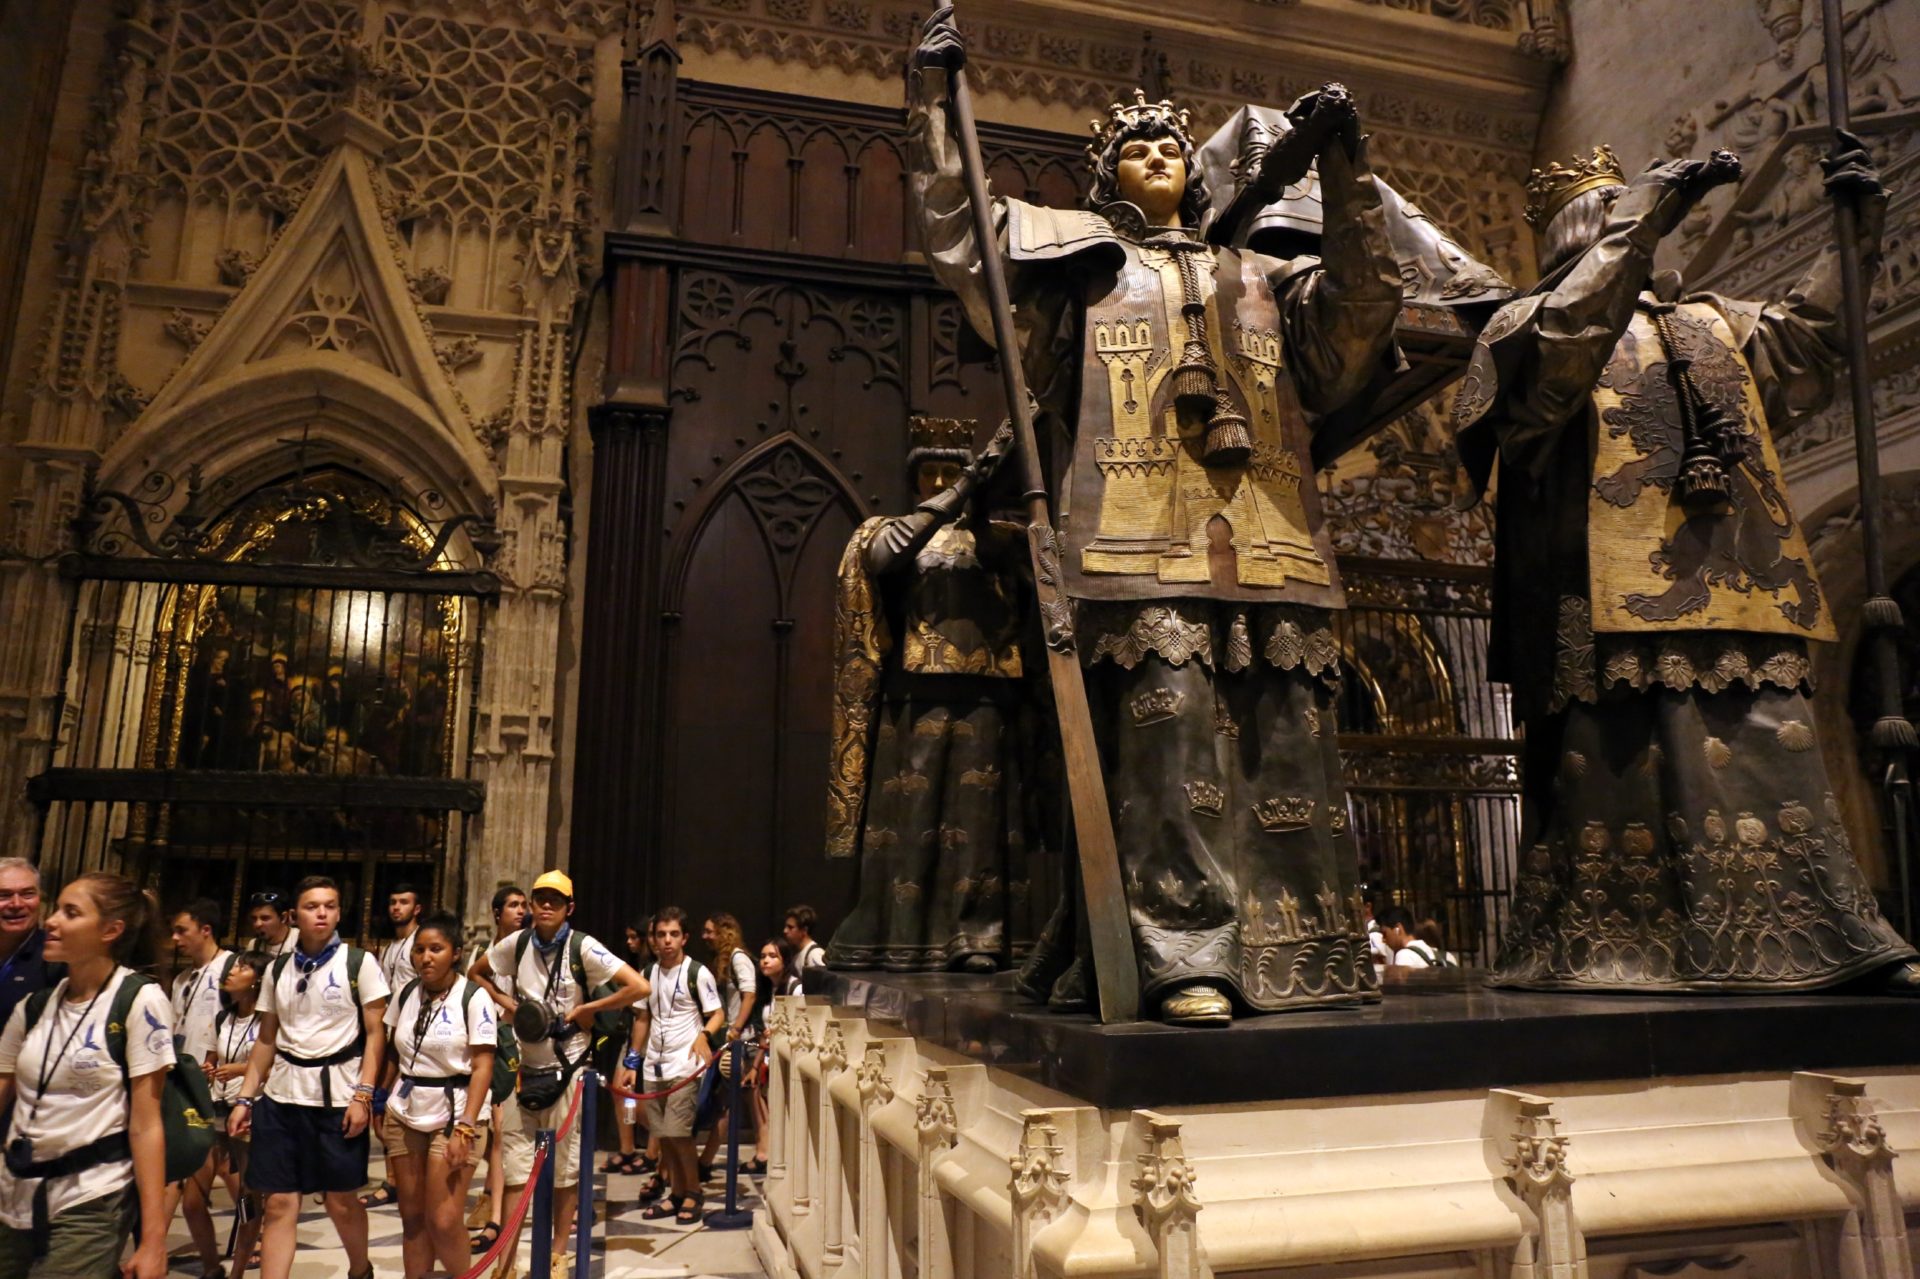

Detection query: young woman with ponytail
(0, 873), (174, 1278)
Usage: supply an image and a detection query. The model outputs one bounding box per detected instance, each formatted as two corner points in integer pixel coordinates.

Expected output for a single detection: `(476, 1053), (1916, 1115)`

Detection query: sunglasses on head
(248, 892), (284, 908)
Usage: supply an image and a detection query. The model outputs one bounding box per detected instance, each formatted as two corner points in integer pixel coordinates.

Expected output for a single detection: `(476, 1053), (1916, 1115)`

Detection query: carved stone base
(755, 989), (1920, 1279)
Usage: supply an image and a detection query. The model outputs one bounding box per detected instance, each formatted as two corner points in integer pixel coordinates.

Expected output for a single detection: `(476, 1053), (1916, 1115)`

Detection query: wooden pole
(1819, 0), (1917, 936)
(940, 41), (1140, 1023)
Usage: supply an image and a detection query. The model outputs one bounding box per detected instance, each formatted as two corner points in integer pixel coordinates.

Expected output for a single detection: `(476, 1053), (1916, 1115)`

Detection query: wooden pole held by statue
(1819, 0), (1917, 936)
(939, 20), (1140, 1023)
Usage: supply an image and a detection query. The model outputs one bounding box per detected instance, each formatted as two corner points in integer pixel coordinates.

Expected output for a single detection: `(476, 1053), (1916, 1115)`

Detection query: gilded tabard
(1586, 300), (1834, 641)
(1064, 239), (1344, 608)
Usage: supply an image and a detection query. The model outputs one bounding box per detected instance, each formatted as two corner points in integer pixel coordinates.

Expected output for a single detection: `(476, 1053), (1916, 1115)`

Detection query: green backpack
(23, 973), (219, 1184)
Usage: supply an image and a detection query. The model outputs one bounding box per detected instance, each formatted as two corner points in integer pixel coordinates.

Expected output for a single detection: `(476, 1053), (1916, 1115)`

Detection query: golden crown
(1130, 687), (1184, 726)
(1252, 795), (1314, 833)
(1524, 144), (1626, 230)
(907, 416), (975, 452)
(1088, 89), (1193, 163)
(1183, 780), (1225, 819)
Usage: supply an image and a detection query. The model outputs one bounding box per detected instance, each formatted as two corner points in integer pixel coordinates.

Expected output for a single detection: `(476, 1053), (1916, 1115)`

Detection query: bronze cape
(909, 65), (1408, 1011)
(1457, 179), (1914, 991)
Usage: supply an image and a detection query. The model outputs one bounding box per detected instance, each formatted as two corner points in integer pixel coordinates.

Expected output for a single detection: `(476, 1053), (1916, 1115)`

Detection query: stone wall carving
(0, 0), (623, 916)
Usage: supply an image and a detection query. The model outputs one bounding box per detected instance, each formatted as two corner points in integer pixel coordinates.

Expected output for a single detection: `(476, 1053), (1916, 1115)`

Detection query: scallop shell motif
(1775, 719), (1815, 752)
(1704, 737), (1733, 770)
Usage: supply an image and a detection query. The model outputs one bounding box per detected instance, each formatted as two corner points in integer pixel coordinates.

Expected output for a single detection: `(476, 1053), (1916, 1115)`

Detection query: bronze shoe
(1159, 983), (1232, 1026)
(1878, 959), (1920, 996)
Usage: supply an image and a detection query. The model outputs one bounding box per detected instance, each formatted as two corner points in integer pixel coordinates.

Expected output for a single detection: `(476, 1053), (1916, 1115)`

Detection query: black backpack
(20, 973), (219, 1184)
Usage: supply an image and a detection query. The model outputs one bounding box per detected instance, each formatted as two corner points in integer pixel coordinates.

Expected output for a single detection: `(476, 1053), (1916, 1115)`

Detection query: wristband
(234, 1097), (256, 1109)
(623, 1049), (641, 1070)
(453, 1121), (480, 1139)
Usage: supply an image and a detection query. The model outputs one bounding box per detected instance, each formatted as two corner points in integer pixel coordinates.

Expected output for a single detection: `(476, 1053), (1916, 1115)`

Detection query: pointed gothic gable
(140, 144), (471, 442)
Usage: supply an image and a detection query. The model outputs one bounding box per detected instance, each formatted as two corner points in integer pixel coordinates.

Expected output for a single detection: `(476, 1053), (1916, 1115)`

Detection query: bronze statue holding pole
(909, 4), (1404, 1024)
(1454, 121), (1920, 992)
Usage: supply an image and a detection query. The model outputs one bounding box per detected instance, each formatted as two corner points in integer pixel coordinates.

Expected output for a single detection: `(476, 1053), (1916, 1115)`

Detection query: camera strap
(13, 979), (106, 1144)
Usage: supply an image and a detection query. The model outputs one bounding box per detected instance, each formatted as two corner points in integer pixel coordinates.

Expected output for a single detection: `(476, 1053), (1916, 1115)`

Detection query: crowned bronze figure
(824, 418), (1045, 973)
(1455, 135), (1919, 992)
(908, 10), (1403, 1024)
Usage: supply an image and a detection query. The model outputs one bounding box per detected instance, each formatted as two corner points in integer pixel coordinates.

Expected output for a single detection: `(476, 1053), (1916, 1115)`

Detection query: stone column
(853, 1039), (895, 1279)
(764, 999), (789, 1191)
(1010, 1110), (1072, 1279)
(914, 1067), (959, 1279)
(787, 1006), (817, 1220)
(566, 399), (670, 936)
(1490, 1089), (1588, 1279)
(1793, 1072), (1914, 1279)
(1131, 1113), (1205, 1279)
(817, 1019), (850, 1268)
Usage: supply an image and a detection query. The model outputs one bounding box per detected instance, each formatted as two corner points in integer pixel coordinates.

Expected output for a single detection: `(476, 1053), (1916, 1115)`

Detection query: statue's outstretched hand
(914, 5), (965, 72)
(1821, 129), (1883, 201)
(1286, 83), (1360, 160)
(1617, 149), (1741, 237)
(972, 420), (1015, 484)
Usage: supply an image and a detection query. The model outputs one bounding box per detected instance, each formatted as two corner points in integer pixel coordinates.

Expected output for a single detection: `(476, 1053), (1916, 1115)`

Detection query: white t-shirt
(258, 940), (390, 1106)
(719, 949), (757, 1040)
(381, 928), (420, 992)
(484, 928), (623, 1072)
(795, 941), (827, 971)
(642, 957), (720, 1078)
(0, 969), (174, 1228)
(171, 948), (233, 1063)
(384, 976), (496, 1132)
(1393, 941), (1438, 969)
(259, 930), (298, 958)
(210, 1008), (261, 1105)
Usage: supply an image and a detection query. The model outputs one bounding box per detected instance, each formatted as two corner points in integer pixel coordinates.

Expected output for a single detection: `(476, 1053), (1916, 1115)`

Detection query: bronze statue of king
(908, 9), (1404, 1023)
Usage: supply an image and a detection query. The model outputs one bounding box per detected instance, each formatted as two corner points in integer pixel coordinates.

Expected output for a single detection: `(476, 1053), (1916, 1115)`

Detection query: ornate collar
(1095, 201), (1200, 249)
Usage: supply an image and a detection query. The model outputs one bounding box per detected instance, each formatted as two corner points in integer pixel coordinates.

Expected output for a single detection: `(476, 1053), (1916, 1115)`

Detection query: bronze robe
(909, 65), (1403, 1011)
(825, 512), (1039, 970)
(1457, 190), (1914, 991)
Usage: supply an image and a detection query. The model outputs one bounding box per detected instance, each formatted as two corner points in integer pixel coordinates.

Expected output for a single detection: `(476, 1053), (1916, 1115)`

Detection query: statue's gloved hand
(1614, 149), (1741, 239)
(1821, 129), (1884, 201)
(1287, 82), (1361, 161)
(913, 5), (965, 72)
(971, 420), (1015, 485)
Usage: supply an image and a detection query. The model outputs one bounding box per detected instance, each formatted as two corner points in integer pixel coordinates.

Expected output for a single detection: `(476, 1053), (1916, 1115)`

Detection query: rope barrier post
(705, 1041), (752, 1230)
(530, 1128), (557, 1279)
(575, 1069), (597, 1278)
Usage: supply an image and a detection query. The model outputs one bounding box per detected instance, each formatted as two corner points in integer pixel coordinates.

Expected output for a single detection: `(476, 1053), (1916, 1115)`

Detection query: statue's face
(915, 461), (965, 501)
(1115, 133), (1187, 226)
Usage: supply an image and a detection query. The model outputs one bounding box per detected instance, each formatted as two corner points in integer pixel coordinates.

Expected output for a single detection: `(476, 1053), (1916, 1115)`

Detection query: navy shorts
(246, 1096), (370, 1194)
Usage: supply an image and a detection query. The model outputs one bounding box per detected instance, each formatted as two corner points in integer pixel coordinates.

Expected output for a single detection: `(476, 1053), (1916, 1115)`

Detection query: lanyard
(18, 980), (108, 1139)
(223, 1010), (258, 1063)
(405, 981), (456, 1077)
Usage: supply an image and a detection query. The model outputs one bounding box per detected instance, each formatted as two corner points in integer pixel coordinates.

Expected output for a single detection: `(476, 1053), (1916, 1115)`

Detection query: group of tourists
(0, 853), (829, 1279)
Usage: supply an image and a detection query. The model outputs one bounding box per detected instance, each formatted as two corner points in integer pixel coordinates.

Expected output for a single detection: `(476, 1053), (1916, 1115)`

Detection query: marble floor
(163, 1148), (769, 1279)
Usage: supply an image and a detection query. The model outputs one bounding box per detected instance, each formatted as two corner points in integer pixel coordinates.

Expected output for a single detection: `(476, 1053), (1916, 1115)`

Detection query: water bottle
(622, 1095), (637, 1125)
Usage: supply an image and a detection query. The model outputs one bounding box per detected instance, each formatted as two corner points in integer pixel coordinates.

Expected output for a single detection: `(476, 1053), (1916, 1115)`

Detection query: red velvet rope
(450, 1077), (585, 1279)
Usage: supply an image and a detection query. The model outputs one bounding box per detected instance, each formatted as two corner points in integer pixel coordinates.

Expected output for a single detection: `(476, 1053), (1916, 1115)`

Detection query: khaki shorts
(499, 1076), (583, 1189)
(644, 1072), (700, 1140)
(383, 1109), (487, 1163)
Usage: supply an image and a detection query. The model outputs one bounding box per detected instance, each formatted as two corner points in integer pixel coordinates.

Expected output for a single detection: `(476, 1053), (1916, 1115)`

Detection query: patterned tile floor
(164, 1149), (770, 1279)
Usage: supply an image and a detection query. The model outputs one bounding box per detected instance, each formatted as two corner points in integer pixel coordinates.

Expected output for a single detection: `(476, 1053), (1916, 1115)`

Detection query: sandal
(641, 1198), (679, 1220)
(638, 1154), (659, 1174)
(635, 1175), (669, 1205)
(745, 1158), (768, 1175)
(674, 1194), (703, 1226)
(358, 1182), (396, 1208)
(470, 1221), (502, 1251)
(606, 1151), (644, 1174)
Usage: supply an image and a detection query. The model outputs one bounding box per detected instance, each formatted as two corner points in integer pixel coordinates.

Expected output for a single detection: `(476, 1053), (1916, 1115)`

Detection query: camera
(5, 1136), (35, 1177)
(512, 1000), (579, 1044)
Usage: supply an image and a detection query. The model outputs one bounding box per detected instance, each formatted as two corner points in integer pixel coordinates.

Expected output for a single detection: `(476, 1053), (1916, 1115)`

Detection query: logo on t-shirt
(322, 971), (345, 1005)
(143, 1005), (171, 1057)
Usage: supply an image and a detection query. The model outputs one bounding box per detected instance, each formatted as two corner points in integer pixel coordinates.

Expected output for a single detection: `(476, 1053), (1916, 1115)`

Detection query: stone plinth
(751, 975), (1920, 1279)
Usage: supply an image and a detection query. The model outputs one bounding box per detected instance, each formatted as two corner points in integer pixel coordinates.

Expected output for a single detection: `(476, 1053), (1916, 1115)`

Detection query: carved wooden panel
(677, 81), (1088, 264)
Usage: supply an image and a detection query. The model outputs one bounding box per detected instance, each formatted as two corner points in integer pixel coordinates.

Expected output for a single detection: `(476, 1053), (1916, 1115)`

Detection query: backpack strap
(21, 987), (53, 1033)
(689, 959), (720, 1017)
(345, 946), (367, 1006)
(512, 930), (534, 999)
(105, 972), (151, 1110)
(271, 953), (292, 995)
(567, 931), (588, 994)
(400, 978), (421, 1015)
(219, 951), (237, 987)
